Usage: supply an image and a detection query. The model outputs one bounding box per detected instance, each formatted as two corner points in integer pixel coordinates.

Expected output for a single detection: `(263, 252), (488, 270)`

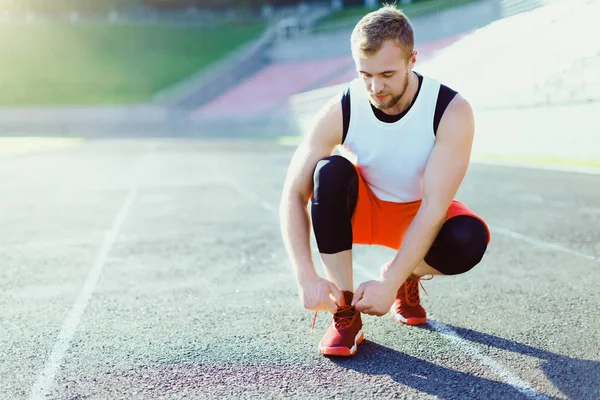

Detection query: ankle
(340, 290), (354, 307)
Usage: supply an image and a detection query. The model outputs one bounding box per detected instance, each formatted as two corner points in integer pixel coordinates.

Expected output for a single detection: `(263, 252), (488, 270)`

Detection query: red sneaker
(318, 291), (364, 356)
(391, 275), (428, 325)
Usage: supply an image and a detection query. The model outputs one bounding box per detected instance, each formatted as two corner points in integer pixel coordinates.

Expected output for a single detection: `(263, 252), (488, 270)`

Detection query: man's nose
(370, 78), (383, 93)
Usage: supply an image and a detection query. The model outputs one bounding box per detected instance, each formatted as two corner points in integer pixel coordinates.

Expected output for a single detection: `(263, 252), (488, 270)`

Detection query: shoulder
(436, 93), (474, 143)
(304, 90), (345, 149)
(445, 94), (473, 122)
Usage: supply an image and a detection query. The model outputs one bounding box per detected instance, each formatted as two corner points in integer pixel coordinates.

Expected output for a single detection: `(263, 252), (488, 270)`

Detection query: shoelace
(311, 305), (356, 331)
(405, 274), (433, 306)
(332, 305), (357, 329)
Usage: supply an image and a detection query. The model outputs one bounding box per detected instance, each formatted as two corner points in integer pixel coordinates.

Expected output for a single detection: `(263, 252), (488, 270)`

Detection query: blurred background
(0, 0), (598, 166)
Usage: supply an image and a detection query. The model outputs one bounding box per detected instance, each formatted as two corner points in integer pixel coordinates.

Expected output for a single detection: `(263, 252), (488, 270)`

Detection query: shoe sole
(319, 330), (365, 356)
(391, 309), (427, 325)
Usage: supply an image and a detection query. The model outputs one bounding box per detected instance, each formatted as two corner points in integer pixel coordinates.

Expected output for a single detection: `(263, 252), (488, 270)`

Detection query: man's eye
(383, 73), (394, 78)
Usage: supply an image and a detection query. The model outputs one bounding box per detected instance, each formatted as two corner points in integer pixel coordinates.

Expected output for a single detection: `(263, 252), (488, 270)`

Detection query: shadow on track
(425, 323), (600, 400)
(328, 339), (540, 400)
(329, 323), (598, 400)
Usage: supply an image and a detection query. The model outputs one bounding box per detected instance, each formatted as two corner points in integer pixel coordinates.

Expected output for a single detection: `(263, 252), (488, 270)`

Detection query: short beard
(371, 70), (410, 110)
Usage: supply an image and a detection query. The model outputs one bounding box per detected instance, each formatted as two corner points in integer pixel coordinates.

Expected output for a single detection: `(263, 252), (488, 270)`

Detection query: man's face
(353, 40), (416, 111)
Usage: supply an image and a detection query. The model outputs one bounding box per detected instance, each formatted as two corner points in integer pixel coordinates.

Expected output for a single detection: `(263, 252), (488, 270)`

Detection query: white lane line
(351, 262), (548, 400)
(460, 188), (600, 216)
(228, 180), (277, 214)
(28, 143), (157, 400)
(490, 225), (599, 263)
(426, 318), (546, 399)
(226, 182), (548, 399)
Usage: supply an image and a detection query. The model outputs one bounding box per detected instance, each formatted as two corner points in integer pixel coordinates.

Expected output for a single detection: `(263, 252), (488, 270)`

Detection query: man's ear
(408, 50), (417, 67)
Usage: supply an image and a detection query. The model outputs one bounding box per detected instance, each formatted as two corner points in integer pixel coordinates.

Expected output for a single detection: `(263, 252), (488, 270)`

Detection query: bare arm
(383, 94), (475, 287)
(279, 94), (343, 286)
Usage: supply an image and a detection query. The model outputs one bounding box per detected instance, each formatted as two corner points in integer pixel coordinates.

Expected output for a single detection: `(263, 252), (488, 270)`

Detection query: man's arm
(353, 95), (475, 314)
(382, 94), (475, 288)
(279, 94), (345, 312)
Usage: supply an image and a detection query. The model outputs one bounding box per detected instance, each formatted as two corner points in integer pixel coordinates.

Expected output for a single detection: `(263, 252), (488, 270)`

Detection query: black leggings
(311, 155), (489, 276)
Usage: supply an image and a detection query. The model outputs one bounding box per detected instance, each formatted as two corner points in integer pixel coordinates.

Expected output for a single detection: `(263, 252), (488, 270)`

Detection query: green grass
(0, 21), (266, 106)
(0, 0), (140, 13)
(315, 0), (484, 31)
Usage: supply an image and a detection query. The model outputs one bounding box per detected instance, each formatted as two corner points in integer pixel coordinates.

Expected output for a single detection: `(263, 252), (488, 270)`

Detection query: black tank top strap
(434, 84), (458, 136)
(341, 86), (351, 144)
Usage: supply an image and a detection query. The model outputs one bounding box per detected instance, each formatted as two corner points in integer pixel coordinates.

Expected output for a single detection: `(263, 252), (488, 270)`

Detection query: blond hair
(350, 4), (414, 60)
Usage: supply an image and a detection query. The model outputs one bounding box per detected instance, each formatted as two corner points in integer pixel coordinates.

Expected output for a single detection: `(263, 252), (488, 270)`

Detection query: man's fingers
(327, 282), (344, 306)
(351, 285), (364, 307)
(326, 298), (338, 315)
(354, 299), (369, 313)
(359, 306), (381, 316)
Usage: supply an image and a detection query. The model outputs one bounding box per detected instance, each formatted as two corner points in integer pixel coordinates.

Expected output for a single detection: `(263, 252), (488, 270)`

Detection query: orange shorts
(351, 166), (491, 250)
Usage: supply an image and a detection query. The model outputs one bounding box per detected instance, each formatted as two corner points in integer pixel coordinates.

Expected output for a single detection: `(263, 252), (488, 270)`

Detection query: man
(279, 5), (490, 357)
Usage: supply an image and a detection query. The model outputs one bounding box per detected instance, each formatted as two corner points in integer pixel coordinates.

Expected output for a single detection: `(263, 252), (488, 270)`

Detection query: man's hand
(351, 279), (397, 316)
(298, 276), (344, 314)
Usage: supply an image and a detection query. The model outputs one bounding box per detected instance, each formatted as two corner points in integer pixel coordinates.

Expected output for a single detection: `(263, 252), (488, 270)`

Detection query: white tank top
(342, 74), (441, 203)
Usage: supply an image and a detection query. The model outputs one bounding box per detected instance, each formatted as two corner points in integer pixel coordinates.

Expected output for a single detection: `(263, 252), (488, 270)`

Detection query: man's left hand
(351, 279), (398, 316)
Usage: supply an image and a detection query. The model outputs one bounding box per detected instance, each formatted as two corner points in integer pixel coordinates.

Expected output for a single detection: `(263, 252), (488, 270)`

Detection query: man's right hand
(298, 276), (344, 314)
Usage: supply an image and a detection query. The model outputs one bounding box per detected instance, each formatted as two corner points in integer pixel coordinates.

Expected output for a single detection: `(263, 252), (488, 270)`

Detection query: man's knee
(424, 216), (489, 275)
(311, 155), (357, 254)
(312, 155), (357, 205)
